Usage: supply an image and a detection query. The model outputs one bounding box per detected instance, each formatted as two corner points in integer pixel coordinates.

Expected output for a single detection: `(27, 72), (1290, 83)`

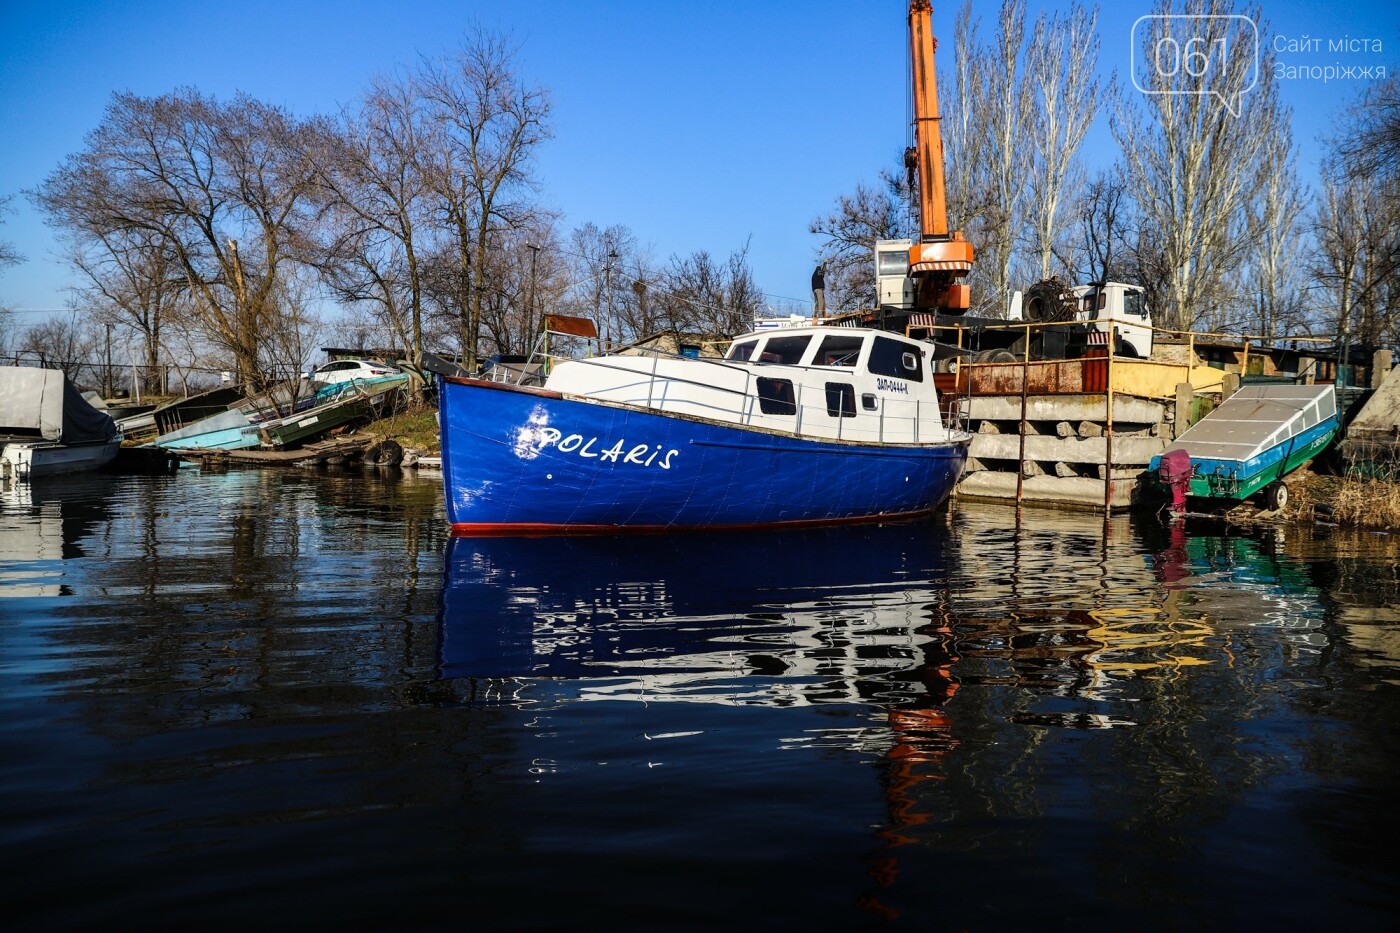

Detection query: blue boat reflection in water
(437, 521), (961, 720)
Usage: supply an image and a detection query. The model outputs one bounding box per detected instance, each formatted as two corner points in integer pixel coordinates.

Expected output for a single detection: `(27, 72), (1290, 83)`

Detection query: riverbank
(1214, 467), (1400, 531)
(362, 404), (441, 457)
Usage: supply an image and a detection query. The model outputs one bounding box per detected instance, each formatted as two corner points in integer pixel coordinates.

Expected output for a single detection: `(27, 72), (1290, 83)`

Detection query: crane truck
(903, 0), (974, 315)
(858, 1), (1154, 362)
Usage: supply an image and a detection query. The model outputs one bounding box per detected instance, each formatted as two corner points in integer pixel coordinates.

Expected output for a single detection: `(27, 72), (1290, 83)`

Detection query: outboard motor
(1157, 448), (1193, 515)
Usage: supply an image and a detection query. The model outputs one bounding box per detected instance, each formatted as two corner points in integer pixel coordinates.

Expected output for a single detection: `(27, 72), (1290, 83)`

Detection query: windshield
(759, 335), (813, 365)
(727, 340), (758, 361)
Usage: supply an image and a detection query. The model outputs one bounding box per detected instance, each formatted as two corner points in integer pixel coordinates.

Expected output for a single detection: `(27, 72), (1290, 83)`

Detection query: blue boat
(438, 325), (971, 534)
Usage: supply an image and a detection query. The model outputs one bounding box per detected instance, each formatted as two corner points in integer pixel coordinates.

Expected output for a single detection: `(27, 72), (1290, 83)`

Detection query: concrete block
(964, 394), (1167, 424)
(954, 470), (1139, 510)
(1375, 350), (1394, 388)
(968, 433), (1169, 465)
(1175, 382), (1193, 428)
(1078, 420), (1104, 437)
(1055, 421), (1077, 437)
(1022, 460), (1045, 478)
(1054, 462), (1079, 478)
(1096, 465), (1149, 481)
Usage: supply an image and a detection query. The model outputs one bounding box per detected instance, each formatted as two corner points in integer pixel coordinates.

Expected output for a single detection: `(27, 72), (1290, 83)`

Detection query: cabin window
(878, 250), (909, 276)
(761, 335), (812, 365)
(727, 340), (758, 361)
(757, 377), (796, 415)
(815, 334), (863, 367)
(1122, 290), (1146, 317)
(825, 383), (856, 418)
(867, 336), (924, 382)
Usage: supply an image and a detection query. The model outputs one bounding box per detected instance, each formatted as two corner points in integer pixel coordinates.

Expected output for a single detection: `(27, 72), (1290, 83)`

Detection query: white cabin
(545, 326), (964, 446)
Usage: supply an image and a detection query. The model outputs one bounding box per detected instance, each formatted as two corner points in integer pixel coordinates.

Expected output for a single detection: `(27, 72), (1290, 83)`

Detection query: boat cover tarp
(0, 366), (117, 443)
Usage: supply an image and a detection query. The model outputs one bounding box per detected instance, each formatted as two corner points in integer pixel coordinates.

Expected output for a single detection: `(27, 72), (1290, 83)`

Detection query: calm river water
(2, 467), (1398, 929)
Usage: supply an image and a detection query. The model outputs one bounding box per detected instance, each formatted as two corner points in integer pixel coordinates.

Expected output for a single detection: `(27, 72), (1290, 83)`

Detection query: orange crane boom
(906, 0), (974, 312)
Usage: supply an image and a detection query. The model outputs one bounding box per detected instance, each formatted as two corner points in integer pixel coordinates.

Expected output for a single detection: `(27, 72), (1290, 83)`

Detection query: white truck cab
(1071, 283), (1153, 358)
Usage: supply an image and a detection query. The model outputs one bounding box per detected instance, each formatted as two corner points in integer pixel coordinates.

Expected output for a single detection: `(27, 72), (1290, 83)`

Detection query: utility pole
(526, 242), (541, 352)
(605, 249), (618, 352)
(104, 322), (113, 398)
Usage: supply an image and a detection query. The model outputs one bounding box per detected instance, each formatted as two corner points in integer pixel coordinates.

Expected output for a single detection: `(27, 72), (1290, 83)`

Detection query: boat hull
(1, 439), (121, 480)
(150, 408), (261, 451)
(439, 377), (968, 534)
(1151, 415), (1339, 502)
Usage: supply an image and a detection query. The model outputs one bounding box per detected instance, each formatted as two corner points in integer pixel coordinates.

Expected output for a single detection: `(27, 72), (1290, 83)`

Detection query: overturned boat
(438, 326), (971, 534)
(150, 374), (408, 452)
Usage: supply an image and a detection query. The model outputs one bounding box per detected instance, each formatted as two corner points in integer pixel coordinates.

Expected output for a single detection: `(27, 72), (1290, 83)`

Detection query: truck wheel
(1264, 481), (1289, 510)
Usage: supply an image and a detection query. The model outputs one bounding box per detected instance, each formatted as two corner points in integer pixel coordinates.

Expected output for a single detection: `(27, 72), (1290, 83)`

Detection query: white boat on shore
(1, 367), (121, 481)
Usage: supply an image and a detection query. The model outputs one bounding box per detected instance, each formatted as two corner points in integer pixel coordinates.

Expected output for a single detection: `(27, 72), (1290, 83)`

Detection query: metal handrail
(532, 348), (943, 442)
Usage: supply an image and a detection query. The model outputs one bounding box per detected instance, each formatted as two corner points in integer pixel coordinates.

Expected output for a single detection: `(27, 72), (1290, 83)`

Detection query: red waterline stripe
(449, 507), (942, 538)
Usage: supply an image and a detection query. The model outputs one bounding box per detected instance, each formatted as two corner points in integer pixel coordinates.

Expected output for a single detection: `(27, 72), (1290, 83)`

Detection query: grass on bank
(361, 403), (440, 455)
(1238, 468), (1400, 530)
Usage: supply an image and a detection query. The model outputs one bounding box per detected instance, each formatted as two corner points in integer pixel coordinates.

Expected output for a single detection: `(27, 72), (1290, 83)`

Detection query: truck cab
(1071, 283), (1153, 358)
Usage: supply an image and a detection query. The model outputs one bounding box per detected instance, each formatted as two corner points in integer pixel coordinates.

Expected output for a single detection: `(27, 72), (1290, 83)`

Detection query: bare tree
(31, 89), (331, 392)
(418, 29), (551, 372)
(0, 196), (20, 350)
(1112, 1), (1282, 331)
(319, 73), (437, 371)
(1073, 171), (1132, 284)
(1324, 77), (1400, 349)
(562, 224), (641, 347)
(53, 227), (189, 394)
(21, 312), (99, 383)
(1338, 76), (1400, 183)
(808, 166), (915, 310)
(953, 0), (1035, 311)
(0, 194), (21, 273)
(1244, 130), (1308, 341)
(1024, 2), (1104, 281)
(655, 240), (762, 338)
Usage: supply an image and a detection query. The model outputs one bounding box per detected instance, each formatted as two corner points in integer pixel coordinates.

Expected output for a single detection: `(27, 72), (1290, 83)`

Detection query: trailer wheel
(1264, 481), (1289, 510)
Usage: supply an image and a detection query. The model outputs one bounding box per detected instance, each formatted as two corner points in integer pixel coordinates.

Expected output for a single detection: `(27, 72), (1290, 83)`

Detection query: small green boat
(1149, 384), (1339, 510)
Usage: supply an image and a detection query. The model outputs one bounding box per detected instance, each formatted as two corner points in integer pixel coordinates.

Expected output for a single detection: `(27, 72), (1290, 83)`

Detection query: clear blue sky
(1, 0), (1395, 320)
